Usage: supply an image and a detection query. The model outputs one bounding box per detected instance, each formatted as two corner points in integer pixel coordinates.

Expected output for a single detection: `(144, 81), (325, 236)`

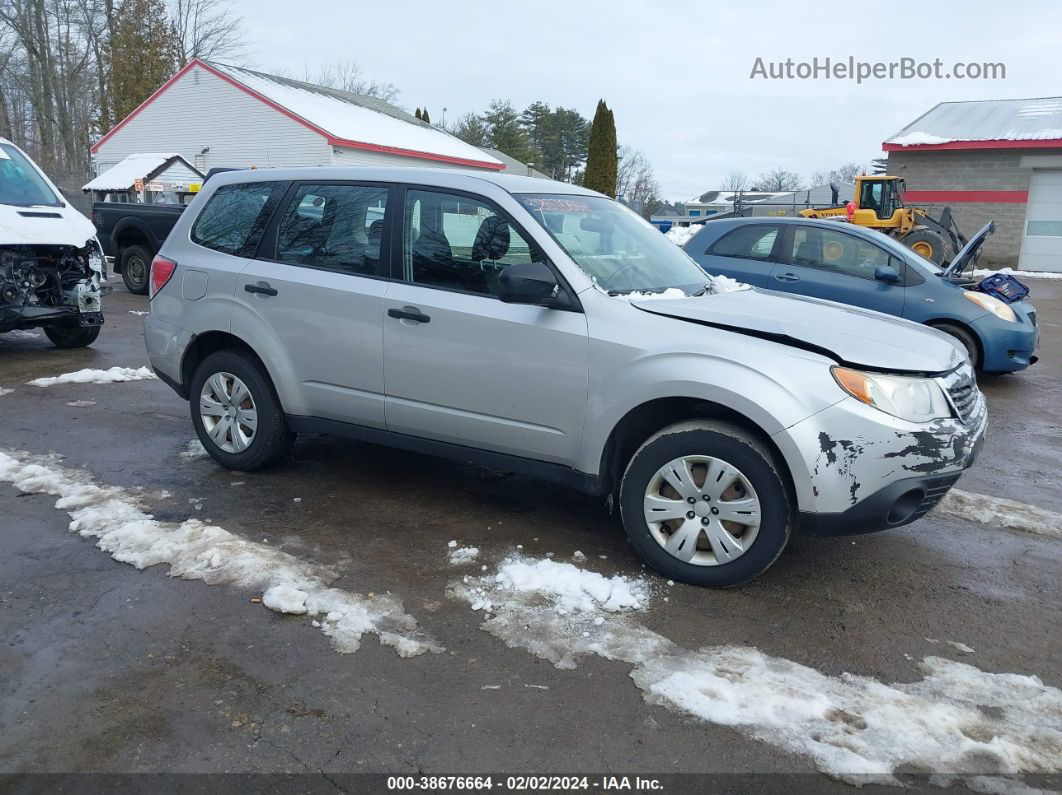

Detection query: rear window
(708, 225), (780, 260)
(191, 181), (285, 257)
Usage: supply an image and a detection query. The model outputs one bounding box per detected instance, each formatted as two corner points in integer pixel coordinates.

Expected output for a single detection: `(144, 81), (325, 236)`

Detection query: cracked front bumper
(774, 387), (987, 534)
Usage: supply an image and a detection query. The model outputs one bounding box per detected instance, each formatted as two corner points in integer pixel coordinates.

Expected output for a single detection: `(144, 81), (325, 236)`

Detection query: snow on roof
(886, 96), (1062, 146)
(207, 62), (502, 168)
(83, 152), (192, 191)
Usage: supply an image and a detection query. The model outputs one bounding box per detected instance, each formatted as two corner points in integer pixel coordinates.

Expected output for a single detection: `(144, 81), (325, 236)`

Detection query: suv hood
(633, 289), (965, 373)
(942, 221), (993, 278)
(0, 202), (97, 247)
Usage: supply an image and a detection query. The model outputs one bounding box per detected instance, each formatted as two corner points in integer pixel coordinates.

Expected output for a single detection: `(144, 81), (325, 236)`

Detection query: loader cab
(857, 177), (904, 221)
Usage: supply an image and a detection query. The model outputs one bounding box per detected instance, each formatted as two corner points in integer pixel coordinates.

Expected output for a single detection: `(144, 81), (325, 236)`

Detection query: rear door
(381, 187), (589, 465)
(231, 181), (394, 426)
(693, 223), (783, 286)
(768, 225), (907, 316)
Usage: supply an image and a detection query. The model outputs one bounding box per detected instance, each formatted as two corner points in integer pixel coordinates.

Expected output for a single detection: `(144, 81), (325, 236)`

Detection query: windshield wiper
(690, 281), (715, 297)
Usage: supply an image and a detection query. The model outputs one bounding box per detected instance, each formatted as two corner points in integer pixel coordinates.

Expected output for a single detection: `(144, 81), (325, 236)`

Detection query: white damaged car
(0, 137), (105, 347)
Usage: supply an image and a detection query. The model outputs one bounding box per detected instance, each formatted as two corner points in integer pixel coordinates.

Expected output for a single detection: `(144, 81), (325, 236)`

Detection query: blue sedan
(684, 217), (1039, 373)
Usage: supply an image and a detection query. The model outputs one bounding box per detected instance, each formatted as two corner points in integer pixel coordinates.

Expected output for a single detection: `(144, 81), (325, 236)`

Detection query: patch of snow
(1, 329), (41, 341)
(27, 366), (156, 387)
(451, 558), (1062, 787)
(0, 449), (442, 657)
(611, 287), (689, 302)
(448, 546), (480, 566)
(665, 225), (701, 247)
(889, 131), (955, 146)
(0, 387), (13, 397)
(708, 274), (751, 293)
(178, 439), (208, 460)
(447, 539), (458, 548)
(572, 550), (586, 562)
(970, 267), (1062, 281)
(927, 638), (976, 654)
(262, 584), (309, 614)
(128, 310), (149, 316)
(933, 489), (1062, 540)
(66, 400), (96, 407)
(82, 153), (189, 192)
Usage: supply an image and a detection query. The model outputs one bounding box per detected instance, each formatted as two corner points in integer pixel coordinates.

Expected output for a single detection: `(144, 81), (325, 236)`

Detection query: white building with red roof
(90, 60), (503, 178)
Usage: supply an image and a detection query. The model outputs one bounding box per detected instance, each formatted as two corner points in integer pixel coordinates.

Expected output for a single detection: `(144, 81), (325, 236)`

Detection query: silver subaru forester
(144, 167), (986, 586)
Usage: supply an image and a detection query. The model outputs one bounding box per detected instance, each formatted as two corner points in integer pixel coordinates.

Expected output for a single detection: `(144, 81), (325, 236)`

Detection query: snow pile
(933, 489), (1062, 540)
(28, 366), (156, 387)
(970, 266), (1062, 281)
(665, 224), (701, 247)
(926, 638), (975, 654)
(179, 439), (209, 460)
(453, 558), (1062, 786)
(889, 132), (954, 147)
(0, 449), (442, 657)
(493, 557), (647, 615)
(448, 545), (480, 566)
(708, 274), (751, 294)
(0, 387), (12, 397)
(82, 153), (184, 192)
(611, 288), (689, 302)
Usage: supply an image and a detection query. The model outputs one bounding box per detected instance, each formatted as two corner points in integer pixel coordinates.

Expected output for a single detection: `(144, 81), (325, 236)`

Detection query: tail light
(149, 255), (177, 298)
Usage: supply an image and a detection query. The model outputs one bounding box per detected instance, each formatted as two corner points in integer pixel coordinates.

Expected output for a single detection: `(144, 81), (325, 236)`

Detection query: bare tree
(752, 167), (804, 192)
(616, 144), (660, 215)
(720, 170), (748, 191)
(168, 0), (246, 65)
(305, 60), (399, 103)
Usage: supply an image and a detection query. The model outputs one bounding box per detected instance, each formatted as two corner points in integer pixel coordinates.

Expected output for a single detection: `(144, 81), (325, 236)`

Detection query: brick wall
(885, 147), (1058, 266)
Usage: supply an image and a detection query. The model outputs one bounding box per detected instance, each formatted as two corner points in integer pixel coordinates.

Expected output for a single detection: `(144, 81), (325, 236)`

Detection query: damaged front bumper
(0, 239), (106, 332)
(776, 370), (987, 535)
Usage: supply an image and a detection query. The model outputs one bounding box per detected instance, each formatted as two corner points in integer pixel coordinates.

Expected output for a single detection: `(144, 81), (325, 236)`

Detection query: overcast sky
(237, 0), (1062, 200)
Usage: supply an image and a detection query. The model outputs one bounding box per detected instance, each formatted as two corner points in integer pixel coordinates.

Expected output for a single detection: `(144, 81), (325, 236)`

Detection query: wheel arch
(113, 219), (157, 255)
(925, 318), (984, 368)
(179, 330), (277, 403)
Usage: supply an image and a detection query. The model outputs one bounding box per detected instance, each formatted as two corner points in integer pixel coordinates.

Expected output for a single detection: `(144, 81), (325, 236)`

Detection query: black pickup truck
(91, 168), (236, 294)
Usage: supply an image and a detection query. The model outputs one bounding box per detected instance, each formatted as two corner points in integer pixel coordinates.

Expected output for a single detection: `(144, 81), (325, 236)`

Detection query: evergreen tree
(452, 112), (489, 146)
(482, 99), (539, 166)
(107, 0), (179, 126)
(421, 108), (430, 124)
(583, 99), (617, 197)
(415, 108), (422, 120)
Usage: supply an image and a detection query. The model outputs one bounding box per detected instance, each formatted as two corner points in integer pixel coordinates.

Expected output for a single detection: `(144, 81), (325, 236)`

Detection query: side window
(403, 189), (545, 296)
(191, 181), (285, 257)
(788, 227), (903, 281)
(707, 225), (780, 260)
(276, 183), (389, 276)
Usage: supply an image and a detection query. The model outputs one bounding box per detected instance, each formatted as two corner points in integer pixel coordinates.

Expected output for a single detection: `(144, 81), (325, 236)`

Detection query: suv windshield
(517, 193), (707, 294)
(0, 144), (62, 207)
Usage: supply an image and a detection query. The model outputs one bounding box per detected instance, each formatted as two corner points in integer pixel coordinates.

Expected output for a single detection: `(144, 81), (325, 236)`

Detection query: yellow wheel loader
(800, 175), (967, 265)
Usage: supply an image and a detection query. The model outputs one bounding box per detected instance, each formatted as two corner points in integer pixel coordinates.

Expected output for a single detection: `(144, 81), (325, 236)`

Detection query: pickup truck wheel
(120, 244), (152, 295)
(190, 350), (294, 471)
(43, 323), (100, 348)
(619, 420), (792, 587)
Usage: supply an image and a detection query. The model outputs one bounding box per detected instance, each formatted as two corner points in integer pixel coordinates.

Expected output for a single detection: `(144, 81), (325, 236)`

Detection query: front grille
(941, 366), (980, 423)
(912, 472), (962, 520)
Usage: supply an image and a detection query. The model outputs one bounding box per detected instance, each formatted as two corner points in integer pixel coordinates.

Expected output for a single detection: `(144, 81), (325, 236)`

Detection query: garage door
(1019, 169), (1062, 272)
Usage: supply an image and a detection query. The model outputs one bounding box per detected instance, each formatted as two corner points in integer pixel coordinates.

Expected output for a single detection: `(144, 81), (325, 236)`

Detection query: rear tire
(190, 349), (294, 471)
(901, 229), (948, 265)
(43, 323), (100, 348)
(619, 420), (792, 587)
(932, 322), (980, 369)
(120, 244), (152, 295)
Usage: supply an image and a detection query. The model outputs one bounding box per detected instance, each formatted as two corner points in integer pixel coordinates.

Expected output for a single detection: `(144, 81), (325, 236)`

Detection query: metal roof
(886, 96), (1062, 148)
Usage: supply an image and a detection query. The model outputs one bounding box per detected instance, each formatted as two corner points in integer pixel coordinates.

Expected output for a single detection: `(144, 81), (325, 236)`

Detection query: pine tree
(415, 108), (422, 120)
(421, 108), (430, 124)
(583, 99), (617, 197)
(482, 99), (539, 166)
(106, 0), (179, 127)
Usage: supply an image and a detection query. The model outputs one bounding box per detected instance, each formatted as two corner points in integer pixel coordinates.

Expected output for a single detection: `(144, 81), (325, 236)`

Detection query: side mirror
(874, 263), (900, 283)
(498, 262), (560, 306)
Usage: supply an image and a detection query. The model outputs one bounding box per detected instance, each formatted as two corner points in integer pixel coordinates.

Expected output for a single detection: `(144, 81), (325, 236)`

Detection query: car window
(708, 225), (780, 260)
(403, 189), (545, 296)
(788, 227), (903, 281)
(276, 184), (389, 276)
(191, 181), (286, 257)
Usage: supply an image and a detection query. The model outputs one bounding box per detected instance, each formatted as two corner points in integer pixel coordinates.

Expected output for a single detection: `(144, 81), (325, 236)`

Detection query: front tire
(932, 322), (980, 369)
(120, 244), (152, 295)
(43, 323), (100, 348)
(190, 349), (294, 471)
(619, 420), (792, 587)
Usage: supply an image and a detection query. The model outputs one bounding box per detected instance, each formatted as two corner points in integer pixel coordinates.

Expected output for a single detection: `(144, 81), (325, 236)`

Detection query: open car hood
(0, 202), (96, 247)
(633, 289), (965, 374)
(942, 221), (994, 278)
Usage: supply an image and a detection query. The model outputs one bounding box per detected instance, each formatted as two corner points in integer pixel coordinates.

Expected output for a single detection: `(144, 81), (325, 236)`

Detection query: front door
(382, 188), (589, 465)
(768, 225), (907, 316)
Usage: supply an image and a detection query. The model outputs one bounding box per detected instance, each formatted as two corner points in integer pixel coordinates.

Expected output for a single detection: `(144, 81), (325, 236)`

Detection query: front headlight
(964, 290), (1016, 322)
(832, 366), (953, 423)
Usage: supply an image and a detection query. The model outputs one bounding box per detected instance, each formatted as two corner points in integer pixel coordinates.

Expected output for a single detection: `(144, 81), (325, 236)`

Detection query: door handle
(774, 272), (801, 282)
(245, 282), (278, 296)
(388, 306), (431, 323)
